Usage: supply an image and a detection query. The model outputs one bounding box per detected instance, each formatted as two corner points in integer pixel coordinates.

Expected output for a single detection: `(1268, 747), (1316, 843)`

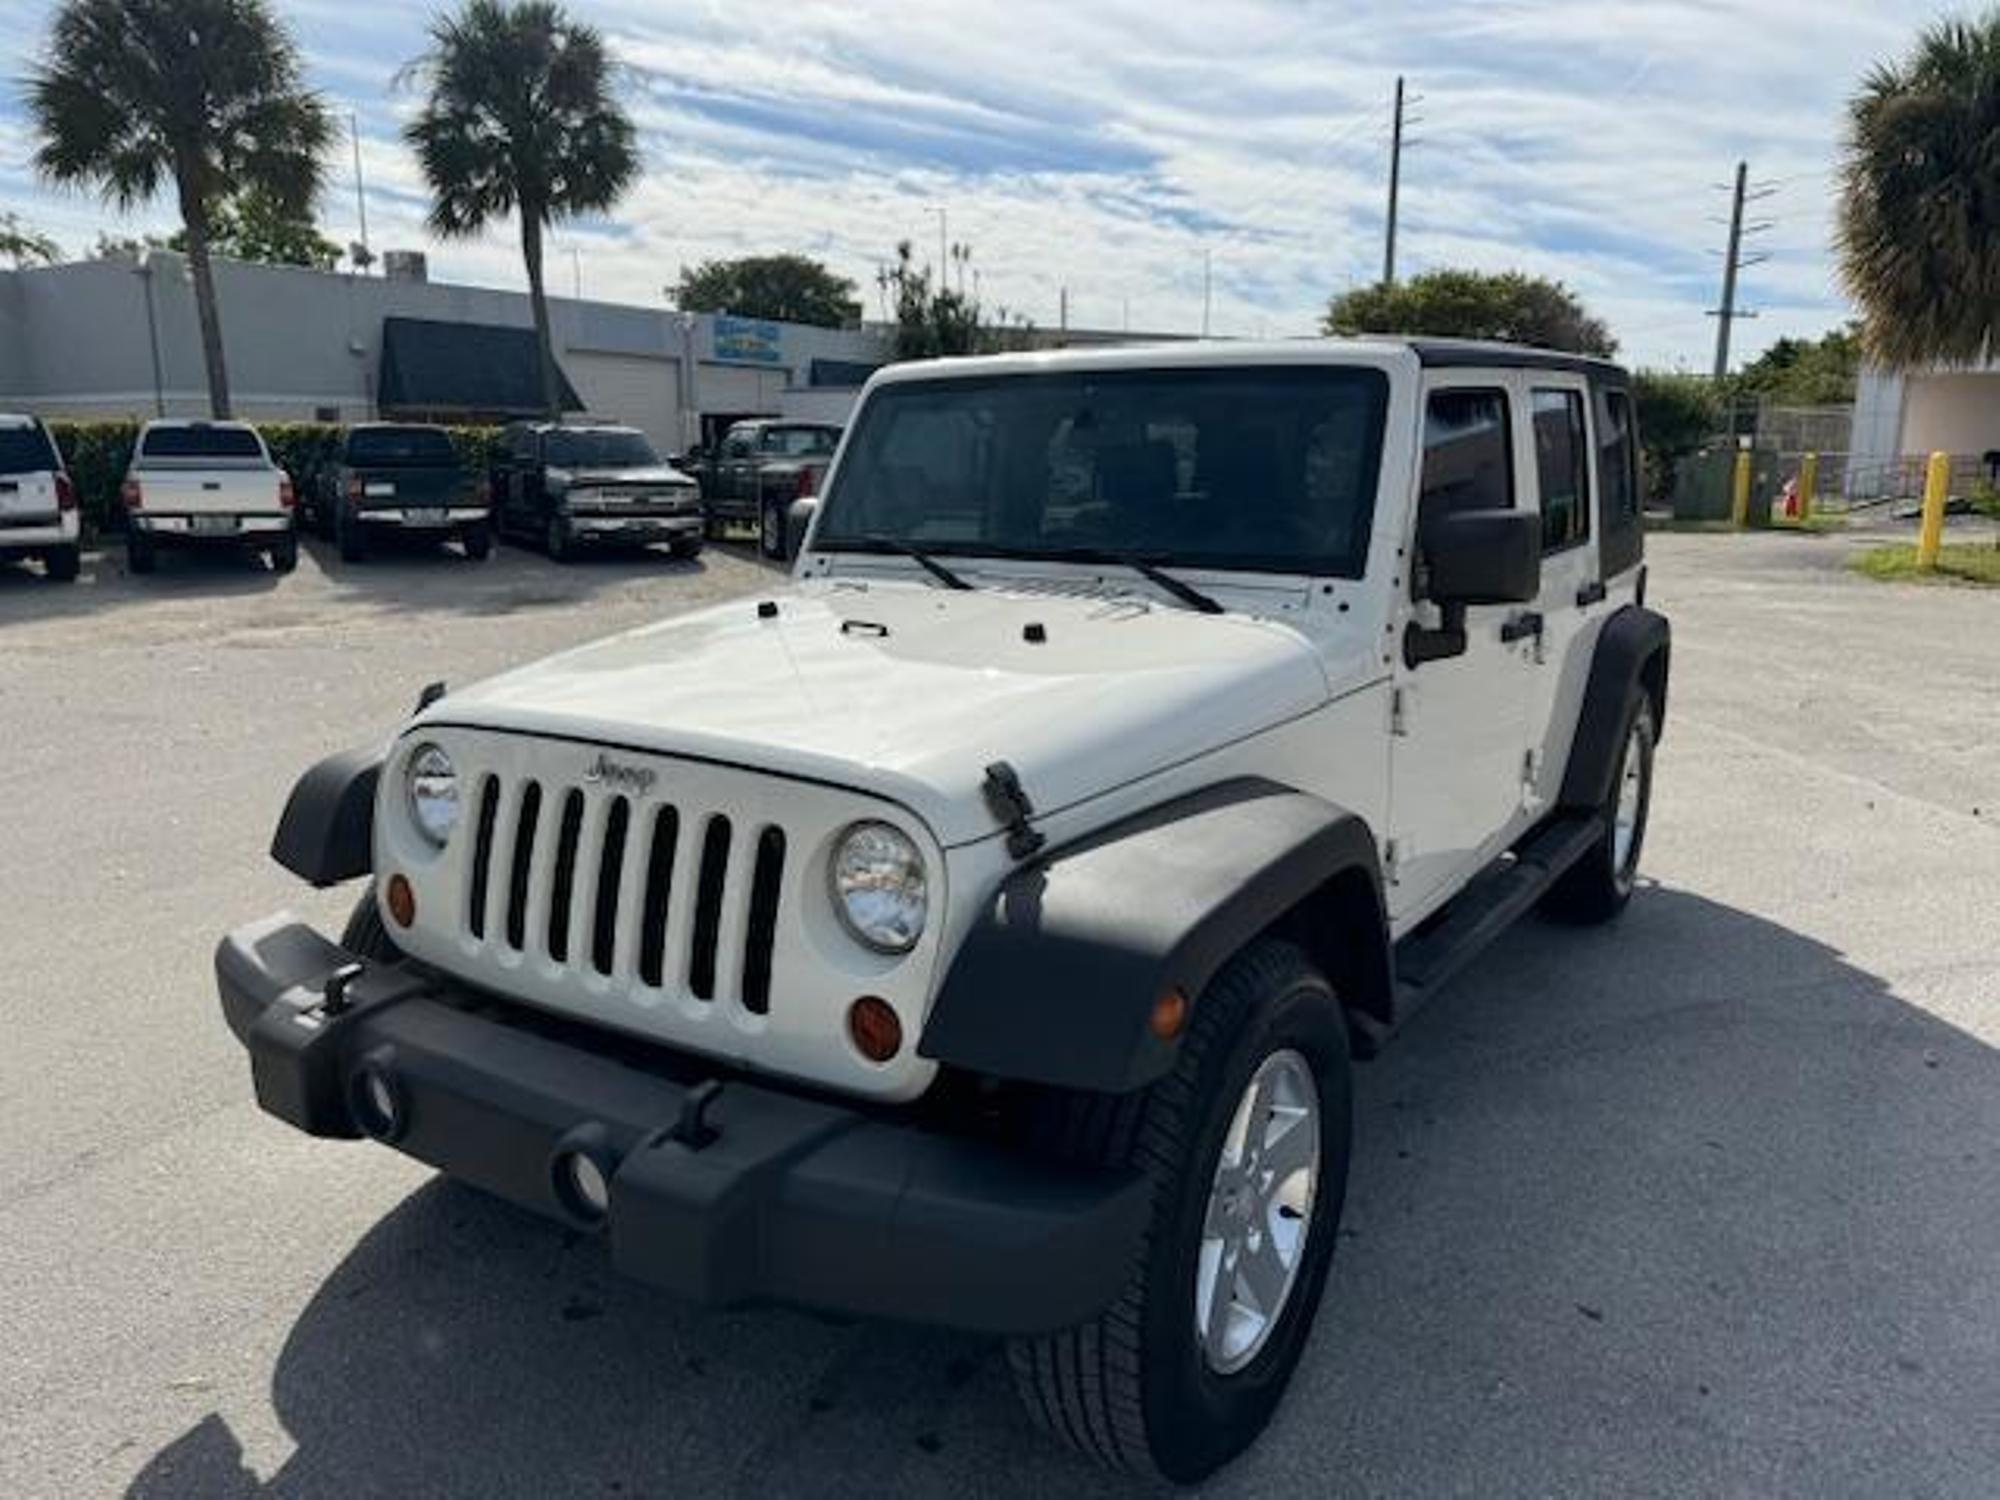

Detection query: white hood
(415, 580), (1340, 846)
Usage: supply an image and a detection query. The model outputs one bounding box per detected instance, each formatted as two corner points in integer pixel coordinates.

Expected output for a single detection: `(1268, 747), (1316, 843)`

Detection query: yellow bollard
(1798, 452), (1818, 524)
(1917, 451), (1951, 570)
(1731, 450), (1753, 528)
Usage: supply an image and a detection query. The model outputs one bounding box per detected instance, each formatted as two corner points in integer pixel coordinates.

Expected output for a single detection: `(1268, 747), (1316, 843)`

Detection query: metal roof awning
(376, 316), (583, 420)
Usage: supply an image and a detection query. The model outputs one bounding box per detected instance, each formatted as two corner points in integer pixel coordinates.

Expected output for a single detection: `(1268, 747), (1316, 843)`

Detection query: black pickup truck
(310, 423), (491, 563)
(489, 423), (704, 563)
(683, 419), (840, 559)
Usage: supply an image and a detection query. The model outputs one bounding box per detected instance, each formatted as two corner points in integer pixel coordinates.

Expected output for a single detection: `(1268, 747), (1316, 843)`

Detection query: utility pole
(571, 247), (582, 300)
(1201, 248), (1212, 337)
(1059, 285), (1069, 333)
(1708, 160), (1774, 381)
(350, 112), (372, 274)
(1383, 76), (1405, 287)
(933, 206), (948, 280)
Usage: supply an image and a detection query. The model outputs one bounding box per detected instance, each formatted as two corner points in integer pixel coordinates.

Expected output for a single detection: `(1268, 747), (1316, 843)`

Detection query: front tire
(545, 513), (573, 563)
(1542, 692), (1656, 924)
(759, 500), (787, 560)
(1007, 939), (1352, 1483)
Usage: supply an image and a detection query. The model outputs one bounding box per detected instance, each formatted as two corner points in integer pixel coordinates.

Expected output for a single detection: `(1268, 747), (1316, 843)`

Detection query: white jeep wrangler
(219, 339), (1668, 1483)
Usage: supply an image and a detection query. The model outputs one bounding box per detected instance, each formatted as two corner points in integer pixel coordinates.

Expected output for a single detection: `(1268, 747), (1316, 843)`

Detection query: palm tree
(1837, 15), (2000, 367)
(405, 0), (638, 418)
(26, 0), (332, 418)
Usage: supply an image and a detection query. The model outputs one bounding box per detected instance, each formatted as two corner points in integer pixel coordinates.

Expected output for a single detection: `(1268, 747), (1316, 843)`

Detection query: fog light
(385, 873), (416, 928)
(349, 1062), (405, 1140)
(847, 996), (903, 1064)
(557, 1150), (611, 1221)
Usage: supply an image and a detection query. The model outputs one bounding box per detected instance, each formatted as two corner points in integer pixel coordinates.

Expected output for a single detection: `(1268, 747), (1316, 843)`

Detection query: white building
(1850, 361), (2000, 495)
(0, 253), (888, 452)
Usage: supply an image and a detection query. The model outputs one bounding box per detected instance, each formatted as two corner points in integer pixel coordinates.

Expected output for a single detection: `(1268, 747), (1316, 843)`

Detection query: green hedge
(45, 420), (505, 538)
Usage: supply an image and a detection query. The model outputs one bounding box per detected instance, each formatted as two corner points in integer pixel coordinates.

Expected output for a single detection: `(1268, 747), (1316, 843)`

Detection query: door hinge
(1383, 838), (1402, 884)
(1390, 686), (1409, 736)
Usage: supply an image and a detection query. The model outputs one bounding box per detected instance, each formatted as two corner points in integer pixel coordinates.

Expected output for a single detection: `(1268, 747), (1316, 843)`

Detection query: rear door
(1386, 374), (1540, 923)
(1518, 379), (1602, 815)
(0, 424), (60, 523)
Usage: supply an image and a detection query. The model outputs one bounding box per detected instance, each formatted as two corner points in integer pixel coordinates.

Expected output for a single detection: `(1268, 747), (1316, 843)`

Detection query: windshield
(347, 427), (458, 467)
(0, 425), (58, 475)
(765, 425), (840, 457)
(139, 425), (267, 463)
(813, 366), (1389, 577)
(545, 429), (657, 469)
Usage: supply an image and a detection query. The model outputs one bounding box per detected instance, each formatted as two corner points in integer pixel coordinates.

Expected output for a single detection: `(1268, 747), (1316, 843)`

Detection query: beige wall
(1902, 373), (2000, 457)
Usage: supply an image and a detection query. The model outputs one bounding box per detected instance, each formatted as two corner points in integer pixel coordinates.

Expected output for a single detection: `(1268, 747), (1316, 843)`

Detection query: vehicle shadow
(0, 543), (281, 625)
(127, 887), (2000, 1497)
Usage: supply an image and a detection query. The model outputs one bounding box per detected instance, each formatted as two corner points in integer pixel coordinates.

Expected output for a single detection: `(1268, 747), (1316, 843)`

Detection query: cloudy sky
(0, 1), (1951, 367)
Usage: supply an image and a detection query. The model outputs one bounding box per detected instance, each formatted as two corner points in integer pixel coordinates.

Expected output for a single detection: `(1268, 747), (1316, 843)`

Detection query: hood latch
(983, 761), (1046, 861)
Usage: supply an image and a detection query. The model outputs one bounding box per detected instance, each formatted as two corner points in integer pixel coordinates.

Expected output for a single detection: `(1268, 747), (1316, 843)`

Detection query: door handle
(1499, 611), (1544, 644)
(1576, 579), (1608, 608)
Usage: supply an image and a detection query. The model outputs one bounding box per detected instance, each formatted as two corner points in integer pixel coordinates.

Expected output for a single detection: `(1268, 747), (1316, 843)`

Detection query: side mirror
(784, 497), (818, 561)
(1422, 507), (1541, 606)
(1404, 508), (1542, 669)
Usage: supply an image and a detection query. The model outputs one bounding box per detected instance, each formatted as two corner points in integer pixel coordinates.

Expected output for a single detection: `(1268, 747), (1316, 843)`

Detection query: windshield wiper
(860, 535), (974, 591)
(1059, 549), (1224, 615)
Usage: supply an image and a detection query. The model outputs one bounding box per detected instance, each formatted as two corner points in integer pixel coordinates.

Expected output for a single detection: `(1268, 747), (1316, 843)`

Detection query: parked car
(216, 339), (1666, 1483)
(0, 414), (80, 582)
(488, 422), (703, 562)
(685, 419), (841, 559)
(122, 420), (296, 574)
(310, 423), (491, 563)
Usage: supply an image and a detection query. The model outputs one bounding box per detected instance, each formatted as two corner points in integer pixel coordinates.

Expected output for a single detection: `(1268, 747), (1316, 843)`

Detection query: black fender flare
(1558, 604), (1671, 812)
(270, 745), (381, 887)
(918, 779), (1386, 1094)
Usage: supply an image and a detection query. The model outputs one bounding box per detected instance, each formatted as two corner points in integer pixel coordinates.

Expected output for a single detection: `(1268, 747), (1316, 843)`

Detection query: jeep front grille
(465, 771), (786, 1016)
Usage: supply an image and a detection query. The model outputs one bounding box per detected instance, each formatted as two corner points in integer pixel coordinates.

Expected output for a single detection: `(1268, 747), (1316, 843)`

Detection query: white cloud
(0, 0), (1944, 365)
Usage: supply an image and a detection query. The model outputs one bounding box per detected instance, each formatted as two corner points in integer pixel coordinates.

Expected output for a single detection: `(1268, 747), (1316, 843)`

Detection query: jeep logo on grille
(582, 752), (657, 796)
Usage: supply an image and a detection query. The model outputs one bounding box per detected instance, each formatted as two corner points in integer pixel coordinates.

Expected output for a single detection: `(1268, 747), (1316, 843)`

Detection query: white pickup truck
(122, 419), (297, 574)
(0, 414), (80, 583)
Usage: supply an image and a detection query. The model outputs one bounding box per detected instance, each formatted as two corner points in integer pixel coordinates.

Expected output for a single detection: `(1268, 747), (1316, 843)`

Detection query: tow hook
(663, 1079), (724, 1151)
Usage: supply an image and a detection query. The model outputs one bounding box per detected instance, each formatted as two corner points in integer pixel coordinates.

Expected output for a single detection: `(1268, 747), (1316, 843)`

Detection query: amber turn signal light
(847, 996), (903, 1063)
(1149, 988), (1189, 1040)
(385, 873), (416, 928)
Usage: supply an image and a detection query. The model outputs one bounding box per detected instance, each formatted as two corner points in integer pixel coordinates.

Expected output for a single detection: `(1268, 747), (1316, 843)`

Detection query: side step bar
(1390, 813), (1605, 1026)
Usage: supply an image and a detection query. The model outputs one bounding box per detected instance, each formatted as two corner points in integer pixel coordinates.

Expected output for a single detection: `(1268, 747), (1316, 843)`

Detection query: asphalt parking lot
(3, 527), (1996, 1498)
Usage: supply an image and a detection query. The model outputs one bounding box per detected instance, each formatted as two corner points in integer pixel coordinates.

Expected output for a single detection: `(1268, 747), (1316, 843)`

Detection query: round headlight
(405, 742), (459, 846)
(830, 821), (928, 954)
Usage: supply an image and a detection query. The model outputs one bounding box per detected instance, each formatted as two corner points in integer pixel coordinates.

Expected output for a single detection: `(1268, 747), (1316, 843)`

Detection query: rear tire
(668, 536), (703, 561)
(1007, 938), (1352, 1483)
(462, 523), (493, 561)
(546, 514), (573, 563)
(337, 505), (368, 563)
(126, 529), (156, 575)
(1542, 691), (1656, 924)
(760, 500), (787, 561)
(269, 534), (299, 574)
(44, 545), (80, 583)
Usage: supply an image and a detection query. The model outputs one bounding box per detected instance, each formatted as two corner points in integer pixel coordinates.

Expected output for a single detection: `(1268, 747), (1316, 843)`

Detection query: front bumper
(216, 915), (1146, 1335)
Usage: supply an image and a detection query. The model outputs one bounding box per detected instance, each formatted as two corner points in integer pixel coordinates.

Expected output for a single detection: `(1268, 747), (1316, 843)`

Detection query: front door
(1386, 375), (1541, 924)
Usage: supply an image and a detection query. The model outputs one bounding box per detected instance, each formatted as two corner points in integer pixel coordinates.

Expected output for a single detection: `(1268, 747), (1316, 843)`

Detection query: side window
(1419, 388), (1514, 519)
(724, 429), (752, 459)
(1599, 388), (1640, 528)
(1531, 388), (1591, 552)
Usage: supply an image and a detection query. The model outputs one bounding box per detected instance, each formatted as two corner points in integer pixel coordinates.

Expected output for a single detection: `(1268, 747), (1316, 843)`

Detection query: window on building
(1531, 388), (1591, 552)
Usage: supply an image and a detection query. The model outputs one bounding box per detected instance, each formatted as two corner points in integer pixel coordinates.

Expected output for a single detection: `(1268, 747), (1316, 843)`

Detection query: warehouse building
(0, 252), (886, 453)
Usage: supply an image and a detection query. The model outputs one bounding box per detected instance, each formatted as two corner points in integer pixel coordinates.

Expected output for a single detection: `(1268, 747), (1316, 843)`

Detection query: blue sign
(713, 313), (783, 365)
